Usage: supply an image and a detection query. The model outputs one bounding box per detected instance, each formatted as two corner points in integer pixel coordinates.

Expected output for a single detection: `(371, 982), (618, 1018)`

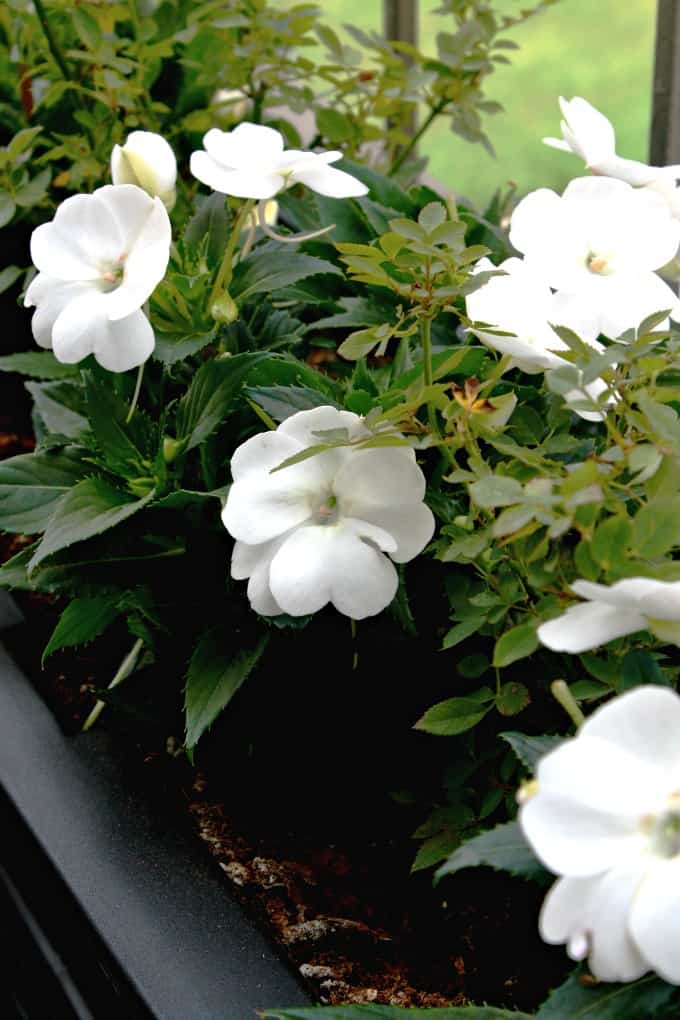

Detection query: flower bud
(162, 436), (182, 463)
(111, 131), (177, 210)
(211, 292), (239, 324)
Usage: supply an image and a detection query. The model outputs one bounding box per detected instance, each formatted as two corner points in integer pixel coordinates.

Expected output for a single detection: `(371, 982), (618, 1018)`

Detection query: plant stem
(33, 0), (72, 81)
(126, 362), (145, 423)
(208, 200), (254, 312)
(82, 638), (144, 732)
(388, 98), (447, 177)
(551, 679), (585, 729)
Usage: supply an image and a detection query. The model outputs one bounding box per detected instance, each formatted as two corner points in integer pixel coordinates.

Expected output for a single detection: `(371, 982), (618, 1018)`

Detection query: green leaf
(0, 266), (22, 294)
(535, 968), (675, 1020)
(184, 193), (229, 266)
(637, 392), (680, 444)
(26, 381), (87, 438)
(245, 385), (339, 422)
(42, 594), (122, 664)
(0, 448), (89, 534)
(28, 478), (154, 571)
(418, 201), (447, 233)
(0, 352), (79, 379)
(342, 157), (416, 213)
(500, 731), (563, 771)
(231, 246), (341, 302)
(73, 7), (102, 48)
(338, 326), (384, 360)
(493, 623), (538, 668)
(436, 820), (544, 882)
(632, 498), (680, 558)
(442, 615), (485, 649)
(175, 352), (268, 451)
(311, 296), (395, 332)
(414, 695), (491, 736)
(0, 192), (16, 228)
(263, 1007), (532, 1019)
(184, 629), (268, 750)
(469, 475), (524, 508)
(495, 681), (530, 716)
(84, 374), (153, 478)
(316, 107), (354, 142)
(153, 329), (217, 365)
(620, 649), (670, 690)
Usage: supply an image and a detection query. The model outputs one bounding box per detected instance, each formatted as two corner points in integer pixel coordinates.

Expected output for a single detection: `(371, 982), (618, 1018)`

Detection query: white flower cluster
(467, 98), (680, 421)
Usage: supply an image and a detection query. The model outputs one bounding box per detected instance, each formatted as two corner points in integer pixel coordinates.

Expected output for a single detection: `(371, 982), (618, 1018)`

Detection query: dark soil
(0, 415), (570, 1011)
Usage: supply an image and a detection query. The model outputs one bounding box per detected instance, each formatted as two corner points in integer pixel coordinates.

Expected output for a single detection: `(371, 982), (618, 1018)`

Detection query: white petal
(537, 601), (647, 652)
(204, 123), (284, 170)
(269, 524), (398, 618)
(93, 310), (155, 372)
(190, 151), (283, 198)
(229, 431), (304, 482)
(30, 198), (106, 281)
(509, 188), (570, 260)
(291, 162), (368, 198)
(540, 865), (649, 982)
(595, 274), (680, 338)
(247, 566), (283, 616)
(51, 292), (108, 364)
(334, 446), (427, 510)
(27, 278), (95, 349)
(581, 686), (680, 779)
(571, 577), (680, 619)
(111, 131), (177, 198)
(347, 502), (434, 563)
(630, 858), (680, 983)
(543, 136), (573, 153)
(558, 97), (617, 166)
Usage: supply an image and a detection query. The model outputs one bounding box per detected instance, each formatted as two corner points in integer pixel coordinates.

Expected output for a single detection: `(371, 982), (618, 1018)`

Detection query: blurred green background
(289, 0), (657, 206)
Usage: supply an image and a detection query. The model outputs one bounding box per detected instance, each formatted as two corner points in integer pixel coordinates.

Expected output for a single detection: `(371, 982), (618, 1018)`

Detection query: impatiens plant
(5, 2), (680, 1016)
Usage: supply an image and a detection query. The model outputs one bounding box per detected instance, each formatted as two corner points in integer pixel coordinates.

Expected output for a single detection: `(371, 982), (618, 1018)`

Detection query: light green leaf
(184, 629), (268, 750)
(414, 696), (491, 736)
(0, 351), (79, 379)
(535, 968), (675, 1020)
(469, 475), (524, 508)
(632, 498), (680, 558)
(0, 191), (16, 228)
(42, 594), (122, 664)
(0, 447), (88, 533)
(418, 201), (447, 233)
(436, 820), (544, 882)
(493, 623), (538, 668)
(590, 514), (632, 569)
(28, 478), (154, 571)
(637, 392), (680, 444)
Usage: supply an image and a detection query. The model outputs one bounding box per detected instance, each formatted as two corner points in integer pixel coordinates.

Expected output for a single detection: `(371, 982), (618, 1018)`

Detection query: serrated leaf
(231, 245), (341, 302)
(175, 352), (268, 451)
(500, 731), (563, 771)
(26, 381), (87, 438)
(263, 1006), (532, 1019)
(153, 329), (217, 365)
(184, 192), (229, 266)
(42, 594), (122, 664)
(493, 623), (538, 668)
(535, 967), (675, 1020)
(0, 352), (79, 379)
(245, 385), (339, 422)
(414, 696), (491, 736)
(184, 629), (268, 750)
(84, 374), (153, 477)
(28, 478), (154, 571)
(418, 201), (448, 233)
(0, 447), (89, 533)
(436, 820), (544, 882)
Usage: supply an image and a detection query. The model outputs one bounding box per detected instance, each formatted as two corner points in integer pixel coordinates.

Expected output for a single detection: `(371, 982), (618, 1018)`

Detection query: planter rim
(0, 591), (310, 1020)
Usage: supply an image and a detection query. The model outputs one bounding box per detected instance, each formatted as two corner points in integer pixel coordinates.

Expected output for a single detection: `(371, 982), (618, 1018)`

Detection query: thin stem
(388, 98), (447, 177)
(126, 362), (145, 423)
(82, 638), (144, 732)
(208, 200), (254, 311)
(551, 679), (585, 729)
(257, 200), (335, 244)
(33, 0), (72, 81)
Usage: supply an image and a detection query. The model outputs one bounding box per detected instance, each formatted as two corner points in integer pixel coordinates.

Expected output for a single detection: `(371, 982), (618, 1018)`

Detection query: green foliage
(42, 594), (122, 664)
(534, 968), (677, 1020)
(436, 821), (545, 883)
(262, 1008), (532, 1019)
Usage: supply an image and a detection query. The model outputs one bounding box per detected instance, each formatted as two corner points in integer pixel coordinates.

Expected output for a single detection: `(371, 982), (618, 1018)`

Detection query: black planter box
(0, 593), (311, 1019)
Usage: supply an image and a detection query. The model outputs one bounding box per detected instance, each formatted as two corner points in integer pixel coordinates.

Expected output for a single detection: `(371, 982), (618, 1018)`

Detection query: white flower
(538, 578), (680, 653)
(222, 406), (435, 619)
(25, 184), (171, 372)
(190, 122), (368, 200)
(111, 131), (177, 210)
(211, 88), (252, 122)
(544, 96), (680, 195)
(520, 686), (680, 983)
(466, 257), (611, 422)
(509, 176), (680, 338)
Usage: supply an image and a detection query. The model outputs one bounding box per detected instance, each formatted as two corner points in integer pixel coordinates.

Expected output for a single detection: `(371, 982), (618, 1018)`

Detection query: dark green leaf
(620, 649), (670, 690)
(414, 696), (491, 736)
(153, 328), (217, 365)
(84, 374), (153, 477)
(0, 352), (78, 379)
(26, 381), (87, 438)
(42, 594), (122, 664)
(500, 731), (563, 771)
(535, 968), (675, 1020)
(436, 820), (544, 882)
(175, 352), (268, 451)
(184, 192), (229, 265)
(245, 385), (340, 422)
(0, 447), (89, 533)
(263, 1006), (532, 1020)
(184, 628), (268, 750)
(28, 478), (154, 571)
(231, 245), (341, 302)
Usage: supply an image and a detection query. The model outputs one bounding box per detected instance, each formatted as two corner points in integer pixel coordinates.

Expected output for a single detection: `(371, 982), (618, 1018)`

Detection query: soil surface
(0, 419), (569, 1010)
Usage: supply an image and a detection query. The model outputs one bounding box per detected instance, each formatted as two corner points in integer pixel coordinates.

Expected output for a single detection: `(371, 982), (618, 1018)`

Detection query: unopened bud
(211, 292), (239, 324)
(162, 436), (182, 463)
